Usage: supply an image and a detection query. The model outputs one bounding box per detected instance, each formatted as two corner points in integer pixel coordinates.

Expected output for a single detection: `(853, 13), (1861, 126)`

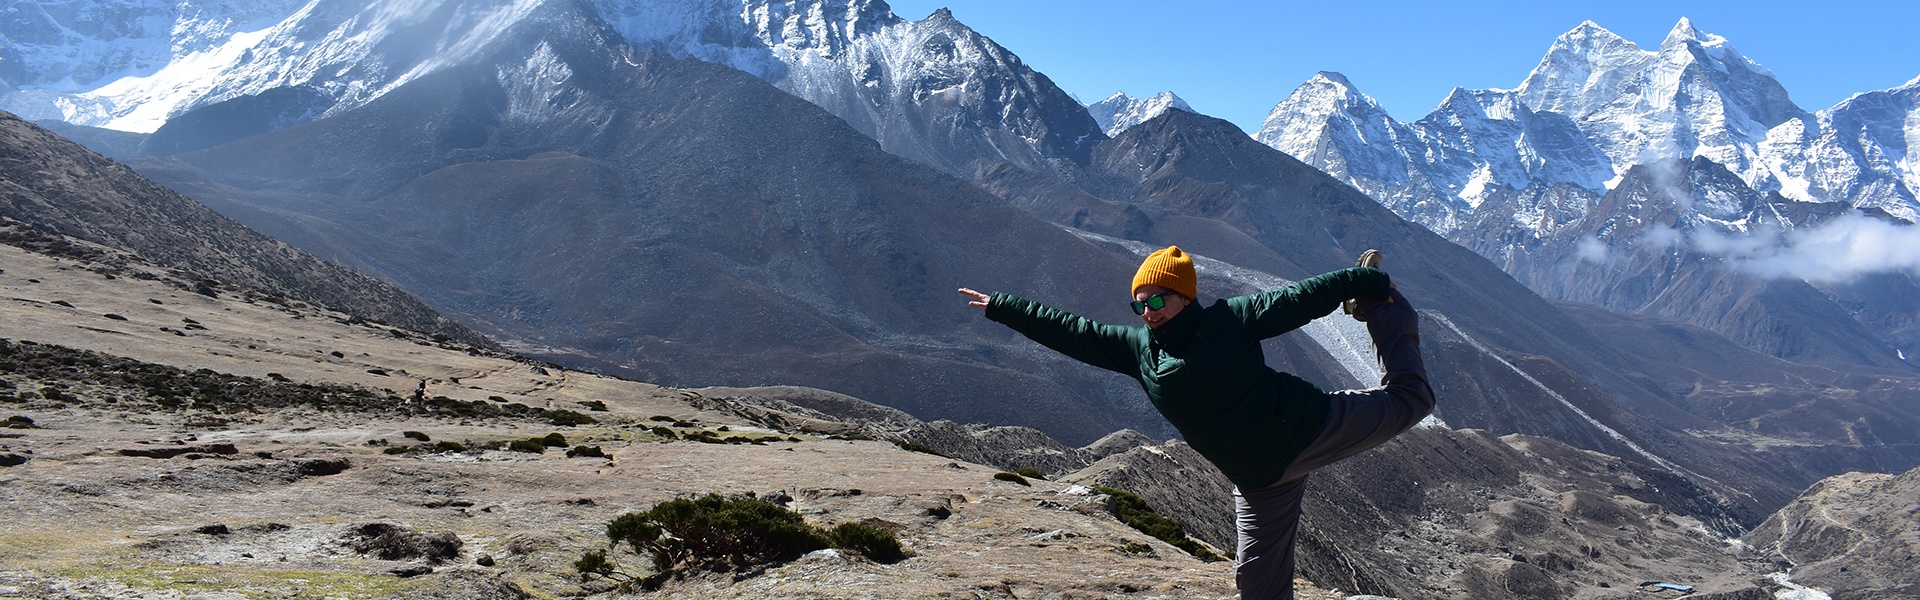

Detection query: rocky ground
(1744, 465), (1920, 599)
(0, 236), (1353, 599)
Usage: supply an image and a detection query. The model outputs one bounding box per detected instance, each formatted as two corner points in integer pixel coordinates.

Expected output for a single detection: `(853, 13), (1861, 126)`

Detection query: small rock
(0, 454), (27, 467)
(476, 554), (495, 567)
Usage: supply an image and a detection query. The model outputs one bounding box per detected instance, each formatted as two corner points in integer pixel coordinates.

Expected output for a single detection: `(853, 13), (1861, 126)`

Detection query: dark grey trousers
(1232, 290), (1434, 600)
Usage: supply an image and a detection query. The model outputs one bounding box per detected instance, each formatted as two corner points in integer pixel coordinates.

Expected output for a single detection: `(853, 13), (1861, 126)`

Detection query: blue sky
(883, 1), (1920, 134)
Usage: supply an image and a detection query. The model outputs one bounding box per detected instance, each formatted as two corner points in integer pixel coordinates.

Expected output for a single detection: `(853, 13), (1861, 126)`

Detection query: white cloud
(1639, 223), (1683, 249)
(1691, 213), (1920, 282)
(1575, 236), (1610, 263)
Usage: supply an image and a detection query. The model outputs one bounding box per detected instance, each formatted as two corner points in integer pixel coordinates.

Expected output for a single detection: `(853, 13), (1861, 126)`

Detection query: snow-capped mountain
(1514, 19), (1809, 192)
(1766, 74), (1920, 221)
(595, 0), (1103, 175)
(1252, 72), (1467, 231)
(3, 0), (594, 133)
(2, 0), (1103, 177)
(1257, 18), (1920, 228)
(1086, 90), (1189, 137)
(1254, 18), (1920, 366)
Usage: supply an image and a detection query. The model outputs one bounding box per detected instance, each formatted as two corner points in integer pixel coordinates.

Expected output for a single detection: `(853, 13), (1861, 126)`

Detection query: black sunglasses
(1130, 292), (1179, 315)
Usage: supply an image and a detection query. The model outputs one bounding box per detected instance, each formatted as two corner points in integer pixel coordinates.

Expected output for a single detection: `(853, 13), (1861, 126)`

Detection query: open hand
(957, 287), (990, 312)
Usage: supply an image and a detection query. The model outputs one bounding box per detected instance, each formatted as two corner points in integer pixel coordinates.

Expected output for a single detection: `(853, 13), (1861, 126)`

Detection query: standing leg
(1234, 476), (1309, 600)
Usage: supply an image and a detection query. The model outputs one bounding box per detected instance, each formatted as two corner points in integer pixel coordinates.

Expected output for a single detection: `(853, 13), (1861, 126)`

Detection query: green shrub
(1016, 467), (1044, 480)
(1096, 486), (1225, 562)
(567, 445), (608, 459)
(574, 548), (615, 580)
(648, 415), (676, 422)
(542, 432), (568, 447)
(993, 472), (1030, 486)
(431, 441), (467, 454)
(544, 409), (597, 427)
(579, 400), (609, 412)
(596, 494), (829, 586)
(508, 439), (546, 454)
(650, 426), (678, 439)
(828, 522), (906, 564)
(403, 431), (431, 442)
(581, 493), (905, 588)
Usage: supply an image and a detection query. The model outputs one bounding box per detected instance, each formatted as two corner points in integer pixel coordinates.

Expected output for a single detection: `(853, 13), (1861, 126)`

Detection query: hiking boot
(1343, 249), (1383, 321)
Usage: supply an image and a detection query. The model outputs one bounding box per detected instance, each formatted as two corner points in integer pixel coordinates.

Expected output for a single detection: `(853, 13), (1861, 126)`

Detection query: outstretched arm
(1228, 267), (1393, 339)
(957, 288), (1143, 377)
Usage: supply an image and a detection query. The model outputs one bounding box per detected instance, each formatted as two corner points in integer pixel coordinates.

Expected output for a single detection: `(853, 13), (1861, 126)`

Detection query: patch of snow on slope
(78, 25), (276, 132)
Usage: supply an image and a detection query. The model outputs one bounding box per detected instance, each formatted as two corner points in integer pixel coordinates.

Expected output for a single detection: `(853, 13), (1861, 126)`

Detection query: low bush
(1096, 486), (1225, 562)
(541, 432), (568, 447)
(1016, 467), (1044, 480)
(544, 409), (597, 427)
(508, 439), (546, 454)
(828, 522), (906, 564)
(993, 472), (1030, 486)
(580, 493), (907, 588)
(893, 441), (947, 457)
(567, 445), (608, 459)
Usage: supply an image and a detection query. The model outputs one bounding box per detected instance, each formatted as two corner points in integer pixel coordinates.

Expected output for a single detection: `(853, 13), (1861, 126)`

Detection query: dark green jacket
(986, 267), (1390, 488)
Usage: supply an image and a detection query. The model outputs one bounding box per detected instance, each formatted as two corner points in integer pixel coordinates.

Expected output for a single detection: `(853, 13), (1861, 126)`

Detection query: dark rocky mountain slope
(1457, 157), (1912, 371)
(0, 111), (490, 348)
(130, 0), (1153, 444)
(994, 109), (1920, 521)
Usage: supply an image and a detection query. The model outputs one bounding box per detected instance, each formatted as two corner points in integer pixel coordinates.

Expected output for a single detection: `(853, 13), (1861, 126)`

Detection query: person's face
(1132, 285), (1190, 329)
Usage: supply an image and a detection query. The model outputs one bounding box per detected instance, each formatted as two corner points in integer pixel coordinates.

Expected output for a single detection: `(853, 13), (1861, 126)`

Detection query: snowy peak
(5, 0), (1103, 176)
(1086, 90), (1190, 137)
(3, 0), (590, 132)
(1514, 20), (1652, 115)
(1255, 72), (1395, 162)
(1660, 17), (1713, 50)
(596, 0), (1103, 173)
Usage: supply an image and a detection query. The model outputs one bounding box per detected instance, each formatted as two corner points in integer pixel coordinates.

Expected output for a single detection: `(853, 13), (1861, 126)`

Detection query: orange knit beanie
(1132, 246), (1197, 300)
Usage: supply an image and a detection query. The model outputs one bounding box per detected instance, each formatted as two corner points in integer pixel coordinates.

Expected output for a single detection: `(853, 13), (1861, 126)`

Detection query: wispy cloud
(1690, 213), (1920, 282)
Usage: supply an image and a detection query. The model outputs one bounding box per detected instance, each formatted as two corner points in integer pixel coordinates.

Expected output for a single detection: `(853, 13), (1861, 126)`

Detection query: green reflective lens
(1130, 293), (1171, 315)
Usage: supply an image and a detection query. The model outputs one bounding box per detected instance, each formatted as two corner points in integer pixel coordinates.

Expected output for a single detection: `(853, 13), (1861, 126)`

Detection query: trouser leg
(1282, 289), (1434, 480)
(1234, 476), (1309, 600)
(1235, 290), (1434, 600)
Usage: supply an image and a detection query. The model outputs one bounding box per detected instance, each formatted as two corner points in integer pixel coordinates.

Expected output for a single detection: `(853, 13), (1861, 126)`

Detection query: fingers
(957, 287), (989, 311)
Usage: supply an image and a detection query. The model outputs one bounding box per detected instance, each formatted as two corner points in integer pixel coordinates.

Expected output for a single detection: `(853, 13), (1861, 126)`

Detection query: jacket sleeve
(985, 292), (1143, 377)
(1226, 267), (1392, 339)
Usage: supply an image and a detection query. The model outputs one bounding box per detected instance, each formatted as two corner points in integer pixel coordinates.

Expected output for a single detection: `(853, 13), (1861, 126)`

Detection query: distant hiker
(959, 246), (1433, 600)
(413, 379), (427, 402)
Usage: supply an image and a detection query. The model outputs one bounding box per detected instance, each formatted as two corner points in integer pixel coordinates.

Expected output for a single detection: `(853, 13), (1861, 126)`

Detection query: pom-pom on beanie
(1132, 246), (1198, 300)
